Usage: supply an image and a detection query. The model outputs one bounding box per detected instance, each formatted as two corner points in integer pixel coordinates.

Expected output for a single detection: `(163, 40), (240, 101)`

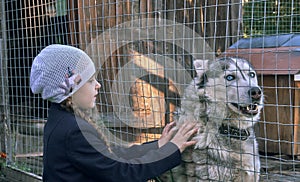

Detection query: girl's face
(72, 75), (101, 109)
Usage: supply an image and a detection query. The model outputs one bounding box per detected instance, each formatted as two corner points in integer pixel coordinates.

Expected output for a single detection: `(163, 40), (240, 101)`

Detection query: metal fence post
(1, 0), (11, 164)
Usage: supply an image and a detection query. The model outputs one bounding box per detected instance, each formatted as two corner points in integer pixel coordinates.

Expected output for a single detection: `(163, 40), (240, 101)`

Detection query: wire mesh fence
(0, 0), (300, 181)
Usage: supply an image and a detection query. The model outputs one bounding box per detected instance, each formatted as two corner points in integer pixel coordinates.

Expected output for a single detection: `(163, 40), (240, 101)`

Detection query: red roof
(224, 47), (300, 75)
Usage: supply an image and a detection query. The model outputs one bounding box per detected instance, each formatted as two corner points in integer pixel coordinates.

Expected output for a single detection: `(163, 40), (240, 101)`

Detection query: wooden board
(257, 75), (295, 155)
(293, 81), (300, 157)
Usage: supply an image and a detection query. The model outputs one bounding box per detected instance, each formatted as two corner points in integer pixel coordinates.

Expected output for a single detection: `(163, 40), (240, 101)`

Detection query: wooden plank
(140, 0), (153, 25)
(15, 152), (43, 158)
(257, 75), (294, 155)
(68, 0), (77, 46)
(107, 0), (116, 28)
(77, 0), (85, 49)
(294, 80), (300, 156)
(124, 0), (131, 22)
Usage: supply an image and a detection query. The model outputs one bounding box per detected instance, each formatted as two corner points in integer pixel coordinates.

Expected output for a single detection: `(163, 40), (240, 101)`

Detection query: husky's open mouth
(230, 103), (259, 115)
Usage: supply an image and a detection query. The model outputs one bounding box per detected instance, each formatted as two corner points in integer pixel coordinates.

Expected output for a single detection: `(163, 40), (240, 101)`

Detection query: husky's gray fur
(160, 57), (263, 182)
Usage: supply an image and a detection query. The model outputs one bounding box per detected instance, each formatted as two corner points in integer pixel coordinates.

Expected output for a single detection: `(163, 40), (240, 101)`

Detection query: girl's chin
(86, 102), (96, 109)
(77, 102), (96, 110)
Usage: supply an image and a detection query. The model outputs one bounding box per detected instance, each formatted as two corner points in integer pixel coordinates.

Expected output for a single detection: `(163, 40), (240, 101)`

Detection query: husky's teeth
(230, 103), (259, 115)
(246, 104), (258, 111)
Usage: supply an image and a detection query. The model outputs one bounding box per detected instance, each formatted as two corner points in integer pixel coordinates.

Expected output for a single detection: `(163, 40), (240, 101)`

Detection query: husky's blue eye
(249, 72), (256, 78)
(225, 75), (235, 81)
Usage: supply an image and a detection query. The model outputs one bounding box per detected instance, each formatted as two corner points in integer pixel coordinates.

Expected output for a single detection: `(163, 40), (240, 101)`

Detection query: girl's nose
(95, 80), (101, 90)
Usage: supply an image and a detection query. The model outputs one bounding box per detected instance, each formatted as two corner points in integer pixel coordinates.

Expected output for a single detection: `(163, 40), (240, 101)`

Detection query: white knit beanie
(30, 44), (96, 103)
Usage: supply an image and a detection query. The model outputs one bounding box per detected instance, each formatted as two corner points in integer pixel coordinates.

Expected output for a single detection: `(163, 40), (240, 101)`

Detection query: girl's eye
(249, 72), (256, 78)
(89, 78), (96, 83)
(225, 75), (235, 81)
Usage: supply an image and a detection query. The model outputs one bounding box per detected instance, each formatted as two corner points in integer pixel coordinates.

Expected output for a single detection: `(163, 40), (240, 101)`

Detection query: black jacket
(43, 103), (181, 182)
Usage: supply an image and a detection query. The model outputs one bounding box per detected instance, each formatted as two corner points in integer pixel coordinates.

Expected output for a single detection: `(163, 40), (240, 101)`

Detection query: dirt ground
(260, 155), (300, 182)
(1, 155), (300, 182)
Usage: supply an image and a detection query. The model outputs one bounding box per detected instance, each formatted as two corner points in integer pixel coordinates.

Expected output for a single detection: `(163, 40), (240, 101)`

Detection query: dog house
(224, 34), (300, 157)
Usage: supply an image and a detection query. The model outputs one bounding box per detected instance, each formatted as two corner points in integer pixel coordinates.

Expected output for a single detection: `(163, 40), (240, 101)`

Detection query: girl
(30, 44), (197, 182)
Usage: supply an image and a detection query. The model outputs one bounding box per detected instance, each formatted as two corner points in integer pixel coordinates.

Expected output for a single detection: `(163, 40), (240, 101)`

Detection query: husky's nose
(248, 87), (262, 100)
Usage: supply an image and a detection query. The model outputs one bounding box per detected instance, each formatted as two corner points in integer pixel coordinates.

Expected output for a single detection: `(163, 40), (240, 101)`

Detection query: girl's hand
(170, 122), (198, 153)
(158, 122), (177, 148)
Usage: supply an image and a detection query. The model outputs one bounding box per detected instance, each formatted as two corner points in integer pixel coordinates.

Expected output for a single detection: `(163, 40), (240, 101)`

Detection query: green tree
(243, 0), (300, 37)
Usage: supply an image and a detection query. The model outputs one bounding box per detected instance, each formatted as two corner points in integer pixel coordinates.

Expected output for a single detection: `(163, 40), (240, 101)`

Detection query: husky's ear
(193, 59), (209, 88)
(193, 59), (209, 76)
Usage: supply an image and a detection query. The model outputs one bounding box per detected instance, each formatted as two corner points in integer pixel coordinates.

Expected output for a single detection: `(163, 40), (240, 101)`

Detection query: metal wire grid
(0, 0), (299, 181)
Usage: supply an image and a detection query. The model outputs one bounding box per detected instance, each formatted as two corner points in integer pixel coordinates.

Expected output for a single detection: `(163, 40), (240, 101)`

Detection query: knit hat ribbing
(30, 44), (96, 103)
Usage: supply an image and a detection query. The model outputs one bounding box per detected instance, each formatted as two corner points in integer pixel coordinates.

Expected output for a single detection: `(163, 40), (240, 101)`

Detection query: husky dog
(159, 57), (263, 182)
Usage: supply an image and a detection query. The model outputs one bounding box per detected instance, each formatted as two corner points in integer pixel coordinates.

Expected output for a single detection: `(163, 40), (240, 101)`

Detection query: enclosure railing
(1, 0), (300, 181)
